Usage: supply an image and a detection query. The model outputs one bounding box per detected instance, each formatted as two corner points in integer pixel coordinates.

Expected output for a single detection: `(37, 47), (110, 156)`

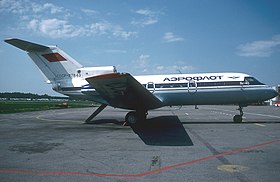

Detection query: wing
(86, 73), (163, 110)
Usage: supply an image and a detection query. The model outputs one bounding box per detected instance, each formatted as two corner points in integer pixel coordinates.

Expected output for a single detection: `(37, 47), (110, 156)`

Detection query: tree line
(0, 92), (68, 100)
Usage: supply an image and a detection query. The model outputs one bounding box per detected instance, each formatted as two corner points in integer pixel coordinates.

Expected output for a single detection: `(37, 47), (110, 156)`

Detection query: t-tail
(4, 38), (116, 98)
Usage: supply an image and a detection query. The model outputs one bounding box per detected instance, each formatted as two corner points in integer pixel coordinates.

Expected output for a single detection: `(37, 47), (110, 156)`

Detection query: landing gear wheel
(233, 115), (242, 123)
(125, 111), (138, 125)
(233, 104), (244, 123)
(125, 111), (147, 125)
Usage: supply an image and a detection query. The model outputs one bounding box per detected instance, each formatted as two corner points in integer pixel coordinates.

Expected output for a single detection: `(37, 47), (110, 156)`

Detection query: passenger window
(147, 82), (154, 89)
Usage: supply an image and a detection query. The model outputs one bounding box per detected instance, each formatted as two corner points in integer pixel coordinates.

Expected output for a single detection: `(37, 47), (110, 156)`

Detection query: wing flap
(86, 73), (163, 110)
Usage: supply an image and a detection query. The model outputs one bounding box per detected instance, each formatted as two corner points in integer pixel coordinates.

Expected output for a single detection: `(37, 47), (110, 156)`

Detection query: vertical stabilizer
(5, 38), (82, 83)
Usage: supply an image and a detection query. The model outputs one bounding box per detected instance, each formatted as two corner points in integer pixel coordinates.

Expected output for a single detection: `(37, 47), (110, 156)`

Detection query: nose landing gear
(233, 105), (244, 123)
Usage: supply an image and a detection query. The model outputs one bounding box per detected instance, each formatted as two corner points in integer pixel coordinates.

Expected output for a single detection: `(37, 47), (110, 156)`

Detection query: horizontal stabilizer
(5, 38), (50, 52)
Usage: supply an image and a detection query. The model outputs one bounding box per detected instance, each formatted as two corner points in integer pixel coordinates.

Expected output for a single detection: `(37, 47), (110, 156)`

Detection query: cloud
(131, 8), (162, 27)
(112, 25), (137, 39)
(135, 9), (154, 16)
(163, 32), (184, 42)
(105, 49), (127, 54)
(27, 18), (137, 39)
(1, 0), (137, 40)
(129, 54), (194, 74)
(27, 18), (85, 38)
(31, 3), (64, 14)
(237, 35), (280, 57)
(133, 54), (151, 72)
(0, 0), (29, 14)
(81, 8), (99, 16)
(155, 65), (194, 74)
(0, 0), (64, 16)
(86, 22), (137, 39)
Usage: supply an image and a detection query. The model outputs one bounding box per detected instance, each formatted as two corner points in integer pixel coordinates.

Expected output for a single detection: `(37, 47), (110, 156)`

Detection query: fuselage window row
(143, 78), (264, 89)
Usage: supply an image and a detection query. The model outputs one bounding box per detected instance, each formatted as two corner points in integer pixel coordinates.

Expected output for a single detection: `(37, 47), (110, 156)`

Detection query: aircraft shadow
(181, 120), (280, 124)
(85, 119), (123, 125)
(131, 116), (193, 146)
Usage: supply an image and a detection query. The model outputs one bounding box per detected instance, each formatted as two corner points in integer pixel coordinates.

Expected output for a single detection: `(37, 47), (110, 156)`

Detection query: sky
(0, 0), (280, 96)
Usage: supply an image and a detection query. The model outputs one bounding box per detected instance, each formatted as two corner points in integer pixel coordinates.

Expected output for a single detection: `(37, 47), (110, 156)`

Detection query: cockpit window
(244, 77), (264, 85)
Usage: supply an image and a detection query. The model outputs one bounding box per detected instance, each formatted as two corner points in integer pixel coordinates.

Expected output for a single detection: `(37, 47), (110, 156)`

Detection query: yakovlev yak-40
(5, 38), (278, 124)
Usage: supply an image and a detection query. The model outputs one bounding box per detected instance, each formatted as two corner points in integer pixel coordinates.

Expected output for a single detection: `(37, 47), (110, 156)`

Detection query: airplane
(4, 38), (278, 124)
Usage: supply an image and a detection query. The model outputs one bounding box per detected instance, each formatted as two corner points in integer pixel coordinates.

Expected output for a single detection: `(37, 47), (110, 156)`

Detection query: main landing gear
(125, 111), (147, 125)
(85, 104), (107, 124)
(233, 105), (244, 123)
(85, 104), (147, 125)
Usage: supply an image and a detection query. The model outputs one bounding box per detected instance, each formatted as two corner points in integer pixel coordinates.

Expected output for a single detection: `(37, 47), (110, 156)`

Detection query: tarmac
(0, 105), (279, 182)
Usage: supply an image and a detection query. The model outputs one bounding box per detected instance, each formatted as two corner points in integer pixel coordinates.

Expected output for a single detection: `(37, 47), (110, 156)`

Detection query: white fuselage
(57, 72), (277, 108)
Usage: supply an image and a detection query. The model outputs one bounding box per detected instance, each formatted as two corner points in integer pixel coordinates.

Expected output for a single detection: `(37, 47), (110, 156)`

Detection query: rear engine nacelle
(77, 66), (117, 78)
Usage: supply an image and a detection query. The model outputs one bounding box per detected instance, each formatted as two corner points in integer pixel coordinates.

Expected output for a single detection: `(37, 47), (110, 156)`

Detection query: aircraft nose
(269, 88), (279, 99)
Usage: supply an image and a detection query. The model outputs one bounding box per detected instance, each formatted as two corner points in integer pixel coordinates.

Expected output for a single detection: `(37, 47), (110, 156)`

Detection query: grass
(0, 100), (98, 114)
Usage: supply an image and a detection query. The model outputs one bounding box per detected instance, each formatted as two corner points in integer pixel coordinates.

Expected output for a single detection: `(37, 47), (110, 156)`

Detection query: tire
(125, 111), (138, 124)
(125, 111), (147, 125)
(233, 115), (242, 123)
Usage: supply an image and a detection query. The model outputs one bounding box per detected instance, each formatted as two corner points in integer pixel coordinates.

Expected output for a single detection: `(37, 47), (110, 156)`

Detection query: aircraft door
(188, 80), (197, 94)
(146, 82), (155, 93)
